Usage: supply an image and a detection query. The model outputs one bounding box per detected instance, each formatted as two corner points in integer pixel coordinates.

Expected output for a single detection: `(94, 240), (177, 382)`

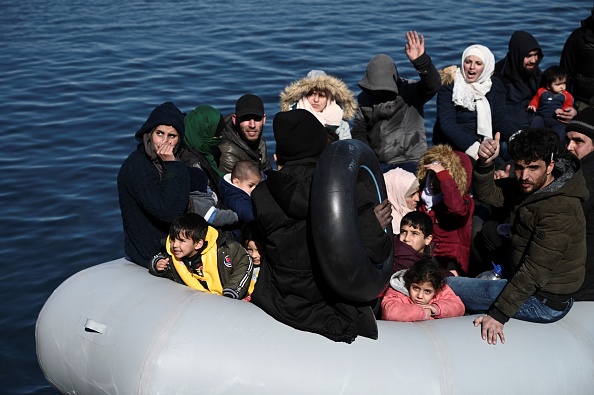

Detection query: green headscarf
(184, 105), (224, 177)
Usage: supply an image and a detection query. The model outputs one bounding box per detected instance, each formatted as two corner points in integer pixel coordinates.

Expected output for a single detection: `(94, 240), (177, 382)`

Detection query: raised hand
(405, 30), (425, 62)
(494, 164), (511, 180)
(478, 132), (500, 167)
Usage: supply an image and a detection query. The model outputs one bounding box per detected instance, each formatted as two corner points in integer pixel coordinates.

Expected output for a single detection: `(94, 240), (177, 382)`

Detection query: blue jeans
(446, 277), (573, 323)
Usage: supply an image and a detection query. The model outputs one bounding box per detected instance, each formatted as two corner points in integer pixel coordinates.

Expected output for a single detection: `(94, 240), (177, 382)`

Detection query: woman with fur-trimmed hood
(416, 145), (474, 276)
(279, 70), (357, 141)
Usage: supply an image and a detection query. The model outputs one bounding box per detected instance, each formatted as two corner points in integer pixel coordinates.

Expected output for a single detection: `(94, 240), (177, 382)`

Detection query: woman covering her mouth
(432, 44), (516, 163)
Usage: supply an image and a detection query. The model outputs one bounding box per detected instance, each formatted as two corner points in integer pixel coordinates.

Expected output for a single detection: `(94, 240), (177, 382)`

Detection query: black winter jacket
(561, 15), (594, 105)
(250, 159), (391, 342)
(493, 31), (543, 131)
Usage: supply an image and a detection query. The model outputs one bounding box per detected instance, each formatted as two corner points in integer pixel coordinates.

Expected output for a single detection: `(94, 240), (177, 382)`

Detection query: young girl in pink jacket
(382, 257), (465, 322)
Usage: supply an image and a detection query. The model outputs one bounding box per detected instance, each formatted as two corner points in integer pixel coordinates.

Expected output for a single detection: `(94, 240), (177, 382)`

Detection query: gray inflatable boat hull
(36, 258), (594, 394)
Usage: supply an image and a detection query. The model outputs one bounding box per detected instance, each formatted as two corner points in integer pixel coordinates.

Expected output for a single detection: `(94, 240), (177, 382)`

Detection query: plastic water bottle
(476, 261), (503, 280)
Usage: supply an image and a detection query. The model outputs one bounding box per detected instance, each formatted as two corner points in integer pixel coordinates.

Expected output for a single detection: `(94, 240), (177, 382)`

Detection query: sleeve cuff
(223, 288), (239, 299)
(465, 142), (480, 160)
(488, 307), (510, 324)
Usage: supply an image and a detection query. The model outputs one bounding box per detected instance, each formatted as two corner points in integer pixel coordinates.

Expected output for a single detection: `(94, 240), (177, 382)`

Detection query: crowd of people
(117, 6), (594, 345)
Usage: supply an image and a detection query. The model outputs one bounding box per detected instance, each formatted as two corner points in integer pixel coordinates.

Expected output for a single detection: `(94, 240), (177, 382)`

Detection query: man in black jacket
(219, 94), (271, 174)
(566, 107), (594, 300)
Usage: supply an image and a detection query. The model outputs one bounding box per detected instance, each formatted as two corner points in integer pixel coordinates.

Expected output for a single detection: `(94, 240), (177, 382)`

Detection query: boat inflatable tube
(36, 259), (594, 395)
(310, 139), (393, 302)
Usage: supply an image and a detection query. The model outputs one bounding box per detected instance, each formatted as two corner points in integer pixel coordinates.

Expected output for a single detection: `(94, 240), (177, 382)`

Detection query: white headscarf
(452, 44), (495, 139)
(384, 168), (419, 234)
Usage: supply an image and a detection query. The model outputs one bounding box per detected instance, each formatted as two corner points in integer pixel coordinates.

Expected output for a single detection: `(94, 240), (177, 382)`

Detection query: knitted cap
(566, 107), (594, 141)
(235, 94), (265, 119)
(187, 166), (209, 193)
(273, 109), (327, 163)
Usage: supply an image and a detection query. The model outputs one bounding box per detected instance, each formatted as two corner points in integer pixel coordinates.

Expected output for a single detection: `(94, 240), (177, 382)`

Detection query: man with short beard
(219, 94), (271, 174)
(447, 128), (588, 345)
(493, 31), (546, 133)
(494, 32), (578, 136)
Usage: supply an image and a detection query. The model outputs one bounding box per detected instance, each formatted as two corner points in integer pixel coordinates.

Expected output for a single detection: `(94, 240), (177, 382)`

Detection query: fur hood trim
(279, 74), (357, 120)
(417, 145), (471, 196)
(439, 65), (457, 85)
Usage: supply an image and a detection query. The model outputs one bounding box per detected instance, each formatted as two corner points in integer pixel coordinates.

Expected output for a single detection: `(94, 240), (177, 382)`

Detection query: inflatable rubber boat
(36, 258), (594, 394)
(36, 140), (594, 393)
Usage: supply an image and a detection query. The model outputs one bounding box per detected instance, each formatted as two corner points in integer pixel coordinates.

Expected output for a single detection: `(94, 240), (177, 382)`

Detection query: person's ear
(232, 114), (237, 126)
(262, 114), (267, 125)
(424, 234), (433, 246)
(547, 160), (555, 175)
(194, 239), (204, 251)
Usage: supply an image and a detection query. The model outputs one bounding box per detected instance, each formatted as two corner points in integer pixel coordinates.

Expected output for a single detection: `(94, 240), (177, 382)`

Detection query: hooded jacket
(561, 12), (594, 105)
(381, 270), (465, 322)
(218, 115), (271, 174)
(117, 102), (190, 267)
(417, 146), (474, 275)
(149, 229), (253, 299)
(280, 72), (357, 140)
(473, 155), (588, 323)
(250, 158), (391, 342)
(493, 31), (543, 131)
(352, 52), (441, 165)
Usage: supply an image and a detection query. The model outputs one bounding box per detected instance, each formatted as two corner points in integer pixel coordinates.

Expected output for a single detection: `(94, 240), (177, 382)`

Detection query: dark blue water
(1, 0), (590, 392)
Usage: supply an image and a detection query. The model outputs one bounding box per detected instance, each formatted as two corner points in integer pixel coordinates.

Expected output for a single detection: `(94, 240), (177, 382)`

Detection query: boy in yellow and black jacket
(149, 213), (253, 299)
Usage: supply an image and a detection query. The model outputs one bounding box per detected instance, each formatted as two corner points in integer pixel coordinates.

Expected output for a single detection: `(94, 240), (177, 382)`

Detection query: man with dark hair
(219, 94), (271, 174)
(494, 31), (577, 135)
(447, 128), (588, 345)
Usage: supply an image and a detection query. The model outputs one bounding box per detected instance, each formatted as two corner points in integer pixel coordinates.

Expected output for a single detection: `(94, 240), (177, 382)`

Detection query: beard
(517, 171), (548, 194)
(237, 127), (261, 149)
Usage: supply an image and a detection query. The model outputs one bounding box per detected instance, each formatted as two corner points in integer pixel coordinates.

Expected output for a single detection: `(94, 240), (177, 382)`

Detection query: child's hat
(187, 166), (209, 193)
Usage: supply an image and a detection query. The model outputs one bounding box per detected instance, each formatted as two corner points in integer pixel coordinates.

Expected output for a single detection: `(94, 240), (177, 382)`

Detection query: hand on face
(424, 162), (445, 174)
(156, 140), (176, 161)
(151, 125), (179, 162)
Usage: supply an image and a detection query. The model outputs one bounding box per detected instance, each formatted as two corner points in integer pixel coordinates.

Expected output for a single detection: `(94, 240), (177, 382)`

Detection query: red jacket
(418, 151), (474, 274)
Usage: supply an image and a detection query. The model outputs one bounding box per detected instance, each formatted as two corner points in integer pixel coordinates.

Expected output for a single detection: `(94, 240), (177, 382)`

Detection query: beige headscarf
(384, 168), (420, 234)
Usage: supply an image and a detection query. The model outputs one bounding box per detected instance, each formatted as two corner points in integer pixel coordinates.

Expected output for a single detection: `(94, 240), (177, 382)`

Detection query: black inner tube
(311, 140), (393, 302)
